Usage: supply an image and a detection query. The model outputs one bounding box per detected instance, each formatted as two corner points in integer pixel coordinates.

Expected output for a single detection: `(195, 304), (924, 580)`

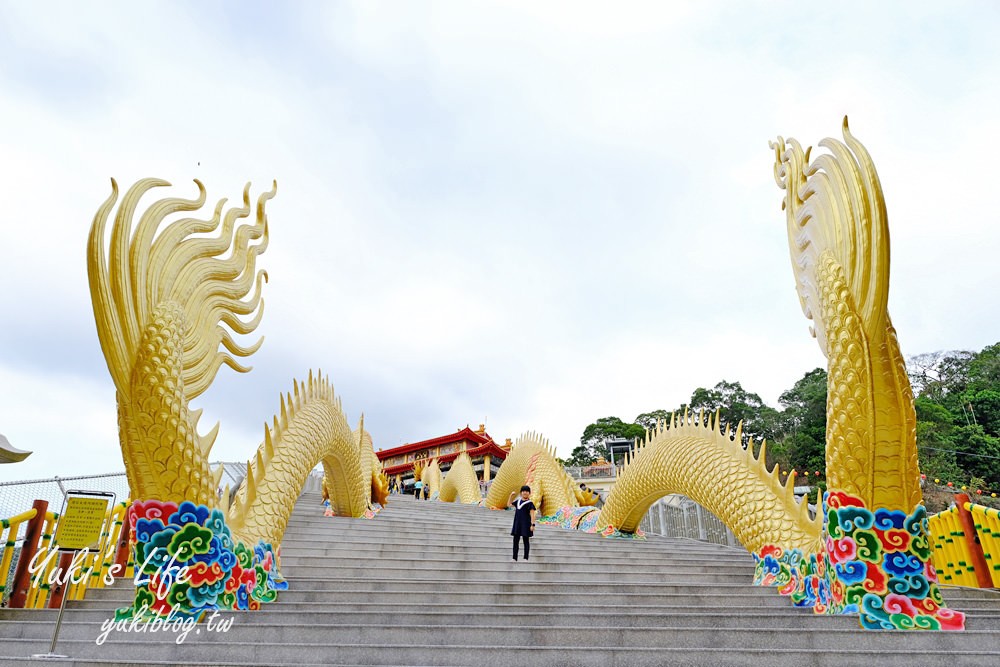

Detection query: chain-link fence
(638, 494), (744, 550)
(0, 462), (257, 543)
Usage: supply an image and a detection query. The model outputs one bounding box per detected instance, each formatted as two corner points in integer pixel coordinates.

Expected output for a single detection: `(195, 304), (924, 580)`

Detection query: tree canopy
(577, 341), (1000, 495)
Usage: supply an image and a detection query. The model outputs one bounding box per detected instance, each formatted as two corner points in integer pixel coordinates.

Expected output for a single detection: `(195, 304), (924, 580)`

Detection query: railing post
(657, 502), (666, 537)
(696, 504), (707, 541)
(954, 493), (993, 589)
(46, 552), (74, 608)
(114, 515), (132, 572)
(9, 499), (48, 608)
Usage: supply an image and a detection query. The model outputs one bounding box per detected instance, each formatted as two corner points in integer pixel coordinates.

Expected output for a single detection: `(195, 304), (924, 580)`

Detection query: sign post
(32, 489), (115, 661)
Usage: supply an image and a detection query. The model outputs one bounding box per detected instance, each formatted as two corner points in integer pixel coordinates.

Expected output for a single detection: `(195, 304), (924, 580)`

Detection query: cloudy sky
(1, 1), (998, 482)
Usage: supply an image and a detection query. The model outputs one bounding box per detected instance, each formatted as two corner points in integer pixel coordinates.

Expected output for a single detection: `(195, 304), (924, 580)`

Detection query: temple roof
(376, 426), (493, 460)
(0, 433), (31, 464)
(382, 440), (509, 476)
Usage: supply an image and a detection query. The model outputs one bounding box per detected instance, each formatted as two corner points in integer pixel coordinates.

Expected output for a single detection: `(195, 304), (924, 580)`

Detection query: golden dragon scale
(598, 410), (821, 554)
(485, 432), (579, 516)
(439, 452), (482, 504)
(421, 458), (443, 499)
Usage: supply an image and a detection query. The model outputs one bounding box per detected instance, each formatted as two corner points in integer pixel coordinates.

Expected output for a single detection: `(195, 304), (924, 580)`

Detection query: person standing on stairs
(507, 485), (536, 561)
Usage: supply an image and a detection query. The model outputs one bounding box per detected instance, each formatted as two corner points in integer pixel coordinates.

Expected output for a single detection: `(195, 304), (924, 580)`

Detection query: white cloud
(0, 1), (998, 487)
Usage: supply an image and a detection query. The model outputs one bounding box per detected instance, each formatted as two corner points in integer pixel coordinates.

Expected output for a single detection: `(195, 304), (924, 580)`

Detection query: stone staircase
(2, 491), (999, 666)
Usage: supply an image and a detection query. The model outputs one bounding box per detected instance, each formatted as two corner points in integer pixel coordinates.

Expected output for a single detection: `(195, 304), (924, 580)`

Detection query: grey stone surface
(0, 490), (998, 666)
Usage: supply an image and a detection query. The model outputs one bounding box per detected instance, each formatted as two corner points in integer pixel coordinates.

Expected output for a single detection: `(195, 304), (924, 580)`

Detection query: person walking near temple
(507, 485), (536, 561)
(414, 479), (424, 500)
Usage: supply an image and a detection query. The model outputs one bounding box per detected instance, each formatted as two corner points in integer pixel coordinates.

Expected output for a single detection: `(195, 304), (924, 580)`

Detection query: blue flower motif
(191, 536), (224, 566)
(834, 560), (868, 584)
(205, 509), (230, 537)
(883, 551), (922, 576)
(887, 574), (931, 598)
(188, 580), (226, 607)
(216, 549), (237, 572)
(140, 526), (179, 573)
(761, 555), (781, 576)
(135, 518), (166, 542)
(860, 594), (894, 630)
(837, 507), (874, 533)
(873, 508), (906, 531)
(904, 505), (927, 536)
(235, 585), (249, 610)
(254, 541), (274, 563)
(168, 501), (211, 527)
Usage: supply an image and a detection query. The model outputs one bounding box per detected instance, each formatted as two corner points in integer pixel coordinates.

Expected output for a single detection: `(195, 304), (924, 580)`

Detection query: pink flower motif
(128, 499), (180, 529)
(828, 537), (857, 564)
(936, 608), (966, 631)
(883, 593), (917, 617)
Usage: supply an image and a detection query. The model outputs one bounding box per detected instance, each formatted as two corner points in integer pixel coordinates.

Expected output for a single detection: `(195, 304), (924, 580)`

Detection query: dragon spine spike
(279, 393), (288, 428)
(212, 464), (224, 488)
(734, 421), (744, 444)
(272, 415), (280, 434)
(200, 421), (220, 456)
(256, 449), (265, 476)
(219, 484), (231, 513)
(244, 460), (256, 508)
(286, 392), (294, 417)
(264, 423), (275, 459)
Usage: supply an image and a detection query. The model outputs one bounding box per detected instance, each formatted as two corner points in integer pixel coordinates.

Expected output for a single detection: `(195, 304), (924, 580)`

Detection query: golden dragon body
(484, 121), (961, 629)
(88, 179), (382, 548)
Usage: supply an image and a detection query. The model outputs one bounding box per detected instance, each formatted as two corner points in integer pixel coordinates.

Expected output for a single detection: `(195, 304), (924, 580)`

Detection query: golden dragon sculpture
(438, 452), (481, 504)
(599, 410), (820, 552)
(87, 179), (384, 554)
(485, 120), (962, 630)
(485, 433), (580, 516)
(420, 458), (442, 498)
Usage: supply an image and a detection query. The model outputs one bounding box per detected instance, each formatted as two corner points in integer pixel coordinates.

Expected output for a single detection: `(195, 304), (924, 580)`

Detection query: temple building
(377, 424), (510, 491)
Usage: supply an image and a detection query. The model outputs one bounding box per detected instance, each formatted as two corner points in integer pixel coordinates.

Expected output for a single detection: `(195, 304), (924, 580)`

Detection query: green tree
(950, 424), (1000, 488)
(688, 380), (779, 445)
(773, 368), (827, 473)
(579, 416), (645, 462)
(914, 397), (964, 484)
(566, 444), (596, 467)
(634, 409), (672, 431)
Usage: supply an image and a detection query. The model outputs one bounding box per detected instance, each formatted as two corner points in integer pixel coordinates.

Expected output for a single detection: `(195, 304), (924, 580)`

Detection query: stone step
(278, 556), (756, 576)
(4, 622), (1000, 652)
(276, 536), (744, 560)
(2, 643), (998, 667)
(71, 579), (783, 600)
(4, 608), (999, 630)
(275, 545), (750, 565)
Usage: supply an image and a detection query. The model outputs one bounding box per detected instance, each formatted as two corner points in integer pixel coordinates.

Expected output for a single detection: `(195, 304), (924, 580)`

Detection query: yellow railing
(928, 506), (980, 586)
(1, 508), (38, 601)
(967, 503), (1000, 587)
(1, 500), (132, 608)
(927, 497), (999, 589)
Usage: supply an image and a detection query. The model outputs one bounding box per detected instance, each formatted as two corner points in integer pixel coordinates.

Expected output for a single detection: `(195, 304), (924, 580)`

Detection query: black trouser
(513, 535), (530, 560)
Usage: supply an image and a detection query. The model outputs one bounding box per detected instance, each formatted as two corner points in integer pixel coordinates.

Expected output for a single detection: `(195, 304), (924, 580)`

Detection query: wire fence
(0, 462), (257, 543)
(638, 495), (743, 550)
